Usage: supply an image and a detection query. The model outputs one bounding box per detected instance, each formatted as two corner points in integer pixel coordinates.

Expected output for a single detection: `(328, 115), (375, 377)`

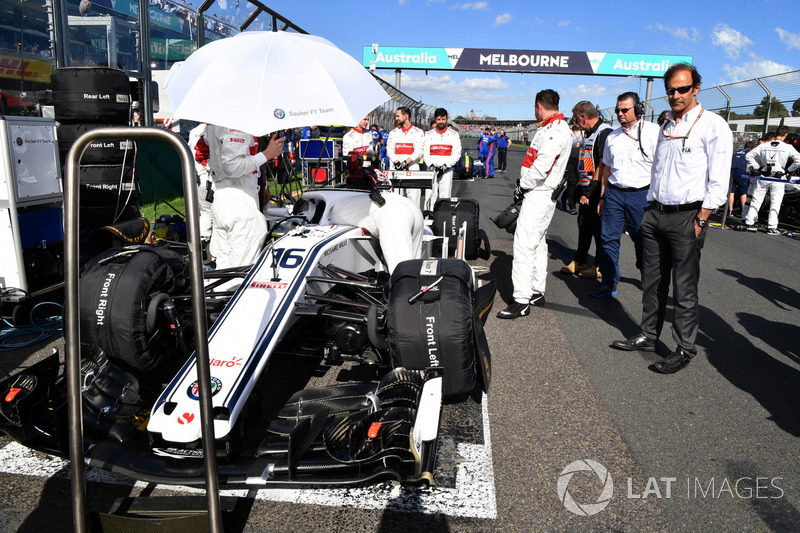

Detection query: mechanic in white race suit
(387, 106), (425, 208)
(327, 191), (424, 274)
(742, 125), (800, 234)
(423, 107), (462, 211)
(342, 115), (375, 157)
(206, 125), (284, 269)
(497, 89), (573, 319)
(188, 123), (214, 241)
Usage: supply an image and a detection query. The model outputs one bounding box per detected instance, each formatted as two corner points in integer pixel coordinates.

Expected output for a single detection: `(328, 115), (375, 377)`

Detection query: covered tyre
(79, 245), (188, 372)
(387, 258), (490, 403)
(57, 123), (136, 166)
(79, 164), (140, 207)
(51, 67), (131, 124)
(432, 198), (482, 259)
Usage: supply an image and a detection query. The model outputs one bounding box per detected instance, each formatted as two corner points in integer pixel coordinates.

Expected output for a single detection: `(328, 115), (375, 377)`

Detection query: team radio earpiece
(621, 92), (644, 119)
(616, 92), (644, 126)
(632, 93), (644, 119)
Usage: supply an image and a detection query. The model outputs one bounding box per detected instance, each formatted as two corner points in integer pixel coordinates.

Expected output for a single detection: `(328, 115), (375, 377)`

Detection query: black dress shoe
(610, 332), (656, 352)
(653, 348), (692, 374)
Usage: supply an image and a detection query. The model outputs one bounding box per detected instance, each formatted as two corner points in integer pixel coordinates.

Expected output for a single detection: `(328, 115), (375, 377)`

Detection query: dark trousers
(560, 158), (579, 209)
(640, 208), (707, 354)
(498, 147), (507, 170)
(574, 185), (601, 265)
(598, 186), (648, 288)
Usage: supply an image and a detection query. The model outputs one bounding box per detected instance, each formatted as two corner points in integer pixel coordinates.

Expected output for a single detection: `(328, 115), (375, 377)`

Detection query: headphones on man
(619, 92), (644, 119)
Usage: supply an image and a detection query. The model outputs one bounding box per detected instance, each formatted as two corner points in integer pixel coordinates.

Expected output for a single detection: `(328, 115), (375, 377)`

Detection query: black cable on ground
(0, 302), (64, 351)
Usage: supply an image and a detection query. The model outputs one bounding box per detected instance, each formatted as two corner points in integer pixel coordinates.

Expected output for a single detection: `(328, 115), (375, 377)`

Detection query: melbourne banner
(363, 47), (692, 78)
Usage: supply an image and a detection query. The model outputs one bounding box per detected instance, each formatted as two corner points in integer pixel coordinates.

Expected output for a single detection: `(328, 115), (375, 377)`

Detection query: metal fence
(369, 74), (438, 132)
(599, 70), (800, 143)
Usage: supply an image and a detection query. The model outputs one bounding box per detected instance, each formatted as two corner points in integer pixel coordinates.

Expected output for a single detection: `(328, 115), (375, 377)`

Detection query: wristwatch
(695, 216), (707, 228)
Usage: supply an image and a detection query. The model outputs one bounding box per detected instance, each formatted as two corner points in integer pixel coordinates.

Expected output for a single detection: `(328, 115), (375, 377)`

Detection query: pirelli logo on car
(250, 280), (289, 289)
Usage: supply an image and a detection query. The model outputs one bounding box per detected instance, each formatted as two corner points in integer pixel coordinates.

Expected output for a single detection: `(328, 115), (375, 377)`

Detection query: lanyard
(623, 120), (649, 160)
(661, 107), (705, 149)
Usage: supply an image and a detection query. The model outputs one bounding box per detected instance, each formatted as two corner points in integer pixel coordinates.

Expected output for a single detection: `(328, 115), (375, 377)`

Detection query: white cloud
(494, 12), (512, 26)
(451, 2), (489, 9)
(557, 20), (570, 28)
(561, 79), (634, 104)
(775, 28), (800, 50)
(565, 83), (617, 102)
(721, 53), (795, 82)
(648, 23), (700, 42)
(377, 73), (514, 105)
(711, 23), (753, 59)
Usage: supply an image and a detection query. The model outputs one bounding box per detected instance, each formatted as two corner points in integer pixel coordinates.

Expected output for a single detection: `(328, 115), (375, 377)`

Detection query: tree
(719, 110), (753, 120)
(753, 96), (789, 119)
(792, 97), (800, 118)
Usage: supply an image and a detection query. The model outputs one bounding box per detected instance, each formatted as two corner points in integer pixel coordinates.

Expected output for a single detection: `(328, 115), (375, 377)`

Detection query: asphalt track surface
(1, 144), (798, 532)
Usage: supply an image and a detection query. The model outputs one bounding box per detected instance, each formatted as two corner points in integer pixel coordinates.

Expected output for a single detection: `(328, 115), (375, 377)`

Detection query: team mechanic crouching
(498, 89), (573, 319)
(327, 191), (424, 274)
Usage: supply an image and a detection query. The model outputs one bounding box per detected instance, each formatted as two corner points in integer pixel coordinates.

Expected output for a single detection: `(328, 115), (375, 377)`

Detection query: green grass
(141, 175), (306, 224)
(143, 197), (186, 224)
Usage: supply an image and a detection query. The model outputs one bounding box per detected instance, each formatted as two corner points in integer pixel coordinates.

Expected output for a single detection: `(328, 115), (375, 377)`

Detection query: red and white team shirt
(520, 113), (573, 190)
(387, 124), (424, 168)
(343, 127), (374, 156)
(424, 126), (462, 168)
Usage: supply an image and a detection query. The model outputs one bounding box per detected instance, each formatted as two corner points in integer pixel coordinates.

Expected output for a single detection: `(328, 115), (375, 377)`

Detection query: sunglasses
(666, 84), (694, 96)
(614, 106), (633, 114)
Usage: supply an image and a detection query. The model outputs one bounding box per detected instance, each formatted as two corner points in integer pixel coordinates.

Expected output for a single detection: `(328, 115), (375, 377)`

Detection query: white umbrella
(165, 31), (389, 136)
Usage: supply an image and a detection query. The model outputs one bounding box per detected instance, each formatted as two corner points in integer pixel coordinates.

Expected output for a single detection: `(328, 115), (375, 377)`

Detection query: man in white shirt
(423, 107), (462, 210)
(326, 191), (423, 274)
(611, 64), (732, 374)
(496, 89), (573, 319)
(342, 115), (374, 158)
(742, 125), (800, 234)
(387, 106), (425, 207)
(590, 92), (659, 298)
(188, 123), (214, 242)
(206, 125), (284, 269)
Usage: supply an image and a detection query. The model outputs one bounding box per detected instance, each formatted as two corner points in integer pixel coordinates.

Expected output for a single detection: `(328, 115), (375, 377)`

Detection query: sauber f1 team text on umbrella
(165, 31), (389, 136)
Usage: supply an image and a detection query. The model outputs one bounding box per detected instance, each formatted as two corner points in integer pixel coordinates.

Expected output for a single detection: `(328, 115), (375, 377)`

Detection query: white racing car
(0, 188), (495, 487)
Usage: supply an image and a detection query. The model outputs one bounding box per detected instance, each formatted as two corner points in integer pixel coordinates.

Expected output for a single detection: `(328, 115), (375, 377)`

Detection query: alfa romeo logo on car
(273, 108), (285, 119)
(187, 377), (223, 400)
(557, 459), (614, 516)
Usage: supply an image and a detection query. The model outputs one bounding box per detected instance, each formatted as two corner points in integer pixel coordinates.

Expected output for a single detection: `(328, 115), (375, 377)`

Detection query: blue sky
(254, 0), (798, 120)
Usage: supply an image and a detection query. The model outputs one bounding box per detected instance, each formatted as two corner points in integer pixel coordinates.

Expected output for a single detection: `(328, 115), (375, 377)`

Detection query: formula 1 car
(0, 189), (494, 487)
